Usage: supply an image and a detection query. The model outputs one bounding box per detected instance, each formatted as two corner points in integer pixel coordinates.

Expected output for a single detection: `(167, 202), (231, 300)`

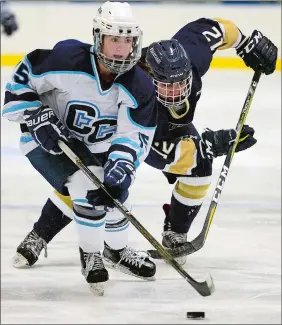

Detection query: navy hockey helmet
(146, 39), (193, 118)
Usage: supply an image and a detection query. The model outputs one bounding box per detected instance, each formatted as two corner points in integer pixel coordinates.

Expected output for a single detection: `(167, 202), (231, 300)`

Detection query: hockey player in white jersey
(2, 1), (157, 295)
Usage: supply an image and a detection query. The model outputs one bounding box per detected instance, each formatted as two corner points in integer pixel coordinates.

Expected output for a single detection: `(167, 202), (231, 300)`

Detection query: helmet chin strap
(168, 99), (190, 119)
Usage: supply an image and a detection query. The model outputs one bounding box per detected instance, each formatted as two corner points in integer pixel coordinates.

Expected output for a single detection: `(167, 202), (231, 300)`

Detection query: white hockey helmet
(93, 1), (143, 74)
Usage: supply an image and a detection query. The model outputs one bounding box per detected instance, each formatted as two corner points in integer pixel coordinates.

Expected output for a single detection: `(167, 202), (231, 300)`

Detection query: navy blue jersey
(143, 17), (243, 173)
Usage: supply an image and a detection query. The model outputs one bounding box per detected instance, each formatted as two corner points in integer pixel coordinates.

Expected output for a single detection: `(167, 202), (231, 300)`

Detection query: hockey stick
(148, 71), (262, 259)
(58, 139), (215, 297)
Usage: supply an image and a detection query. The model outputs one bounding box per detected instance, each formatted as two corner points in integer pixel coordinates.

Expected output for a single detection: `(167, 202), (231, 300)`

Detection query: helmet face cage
(146, 39), (193, 116)
(93, 24), (143, 75)
(153, 69), (193, 109)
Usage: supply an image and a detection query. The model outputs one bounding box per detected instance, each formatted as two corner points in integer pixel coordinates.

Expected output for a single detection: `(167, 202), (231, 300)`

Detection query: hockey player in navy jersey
(3, 1), (157, 295)
(9, 16), (277, 272)
(140, 18), (277, 264)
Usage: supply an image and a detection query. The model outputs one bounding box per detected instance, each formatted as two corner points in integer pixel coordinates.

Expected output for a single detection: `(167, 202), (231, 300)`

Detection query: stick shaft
(58, 140), (214, 296)
(201, 71), (262, 243)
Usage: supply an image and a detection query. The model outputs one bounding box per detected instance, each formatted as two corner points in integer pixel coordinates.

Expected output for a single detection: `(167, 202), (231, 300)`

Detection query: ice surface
(1, 68), (281, 324)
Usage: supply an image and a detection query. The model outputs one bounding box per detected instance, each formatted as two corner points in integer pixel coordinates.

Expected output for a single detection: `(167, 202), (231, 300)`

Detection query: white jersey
(2, 39), (157, 167)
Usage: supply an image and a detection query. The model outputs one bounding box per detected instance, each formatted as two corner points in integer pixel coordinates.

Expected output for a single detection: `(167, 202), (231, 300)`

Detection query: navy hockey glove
(201, 125), (257, 158)
(23, 106), (69, 155)
(237, 30), (277, 75)
(104, 158), (136, 190)
(1, 13), (18, 36)
(87, 159), (136, 211)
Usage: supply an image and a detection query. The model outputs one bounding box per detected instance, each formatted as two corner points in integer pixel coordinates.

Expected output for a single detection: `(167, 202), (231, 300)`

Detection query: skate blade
(104, 258), (156, 281)
(88, 283), (104, 296)
(12, 253), (31, 268)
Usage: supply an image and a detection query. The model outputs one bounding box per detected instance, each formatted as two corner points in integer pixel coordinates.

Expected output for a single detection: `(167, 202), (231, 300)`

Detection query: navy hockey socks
(163, 196), (201, 233)
(33, 198), (72, 243)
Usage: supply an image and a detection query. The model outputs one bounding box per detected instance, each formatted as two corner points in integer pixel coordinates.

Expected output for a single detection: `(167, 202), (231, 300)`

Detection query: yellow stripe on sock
(175, 181), (210, 200)
(54, 190), (73, 209)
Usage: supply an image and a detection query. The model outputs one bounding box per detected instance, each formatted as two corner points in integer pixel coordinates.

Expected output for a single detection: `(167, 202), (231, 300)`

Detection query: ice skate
(103, 242), (156, 281)
(13, 230), (47, 268)
(80, 247), (109, 296)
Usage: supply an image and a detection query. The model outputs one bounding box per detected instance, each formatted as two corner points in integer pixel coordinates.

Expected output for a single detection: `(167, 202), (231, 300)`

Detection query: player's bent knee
(66, 166), (104, 207)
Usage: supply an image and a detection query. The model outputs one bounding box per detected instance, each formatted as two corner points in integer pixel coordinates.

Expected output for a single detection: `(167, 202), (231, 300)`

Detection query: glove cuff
(236, 35), (250, 56)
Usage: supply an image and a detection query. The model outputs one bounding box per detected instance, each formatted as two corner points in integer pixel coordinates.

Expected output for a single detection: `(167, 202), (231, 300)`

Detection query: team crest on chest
(64, 100), (117, 144)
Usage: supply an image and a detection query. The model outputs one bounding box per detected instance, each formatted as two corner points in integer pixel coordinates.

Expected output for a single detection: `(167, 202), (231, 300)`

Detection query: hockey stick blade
(148, 219), (208, 259)
(185, 272), (215, 297)
(148, 241), (198, 259)
(153, 245), (215, 296)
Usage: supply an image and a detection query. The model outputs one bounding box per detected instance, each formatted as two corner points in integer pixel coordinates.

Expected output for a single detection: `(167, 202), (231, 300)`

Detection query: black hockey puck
(186, 312), (205, 319)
